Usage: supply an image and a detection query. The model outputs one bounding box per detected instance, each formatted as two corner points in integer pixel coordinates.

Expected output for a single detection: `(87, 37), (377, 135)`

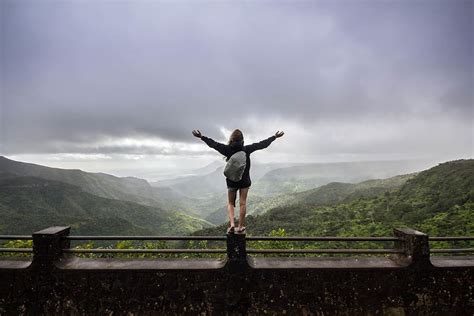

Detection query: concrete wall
(1, 227), (473, 315)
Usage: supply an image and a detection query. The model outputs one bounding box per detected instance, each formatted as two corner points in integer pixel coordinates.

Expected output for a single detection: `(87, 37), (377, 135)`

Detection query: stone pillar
(31, 226), (71, 314)
(225, 232), (247, 272)
(393, 228), (431, 268)
(32, 226), (71, 271)
(224, 232), (250, 313)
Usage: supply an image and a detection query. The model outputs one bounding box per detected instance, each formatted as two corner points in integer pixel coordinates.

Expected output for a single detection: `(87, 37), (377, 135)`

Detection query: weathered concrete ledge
(56, 257), (228, 270)
(248, 256), (409, 269)
(0, 258), (32, 270)
(431, 256), (474, 268)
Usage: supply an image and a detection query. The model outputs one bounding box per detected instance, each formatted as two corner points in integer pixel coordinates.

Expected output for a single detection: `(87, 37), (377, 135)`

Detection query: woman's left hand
(192, 130), (202, 138)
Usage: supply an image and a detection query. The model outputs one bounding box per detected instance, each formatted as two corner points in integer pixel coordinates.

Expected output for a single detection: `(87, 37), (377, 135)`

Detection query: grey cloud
(1, 0), (472, 158)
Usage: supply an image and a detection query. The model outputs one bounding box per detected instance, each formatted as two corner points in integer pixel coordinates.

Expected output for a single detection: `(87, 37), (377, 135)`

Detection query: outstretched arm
(245, 131), (284, 153)
(192, 129), (229, 156)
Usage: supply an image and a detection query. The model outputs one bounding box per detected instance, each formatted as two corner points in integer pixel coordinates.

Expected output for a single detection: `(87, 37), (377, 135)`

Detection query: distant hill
(2, 156), (465, 237)
(159, 159), (435, 224)
(289, 173), (416, 207)
(0, 176), (212, 235)
(151, 162), (300, 199)
(250, 160), (438, 196)
(204, 173), (414, 225)
(0, 156), (251, 220)
(151, 167), (226, 199)
(194, 159), (474, 237)
(387, 159), (474, 224)
(151, 160), (434, 199)
(0, 156), (208, 217)
(0, 156), (150, 200)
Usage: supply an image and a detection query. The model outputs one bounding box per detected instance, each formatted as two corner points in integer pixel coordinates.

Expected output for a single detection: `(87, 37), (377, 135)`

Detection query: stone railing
(1, 226), (473, 314)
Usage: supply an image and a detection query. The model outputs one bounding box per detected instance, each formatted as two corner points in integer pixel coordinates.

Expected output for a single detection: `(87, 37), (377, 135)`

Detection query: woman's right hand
(275, 131), (284, 138)
(192, 130), (202, 138)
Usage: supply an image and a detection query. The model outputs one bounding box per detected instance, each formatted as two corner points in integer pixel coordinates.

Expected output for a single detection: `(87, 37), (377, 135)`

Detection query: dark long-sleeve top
(201, 135), (277, 188)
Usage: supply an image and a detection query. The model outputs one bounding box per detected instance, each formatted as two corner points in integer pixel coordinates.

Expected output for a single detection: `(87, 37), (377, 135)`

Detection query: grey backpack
(224, 151), (247, 182)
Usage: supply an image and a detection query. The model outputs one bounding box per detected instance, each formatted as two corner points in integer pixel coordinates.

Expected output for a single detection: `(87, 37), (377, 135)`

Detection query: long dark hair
(228, 129), (244, 145)
(224, 129), (244, 161)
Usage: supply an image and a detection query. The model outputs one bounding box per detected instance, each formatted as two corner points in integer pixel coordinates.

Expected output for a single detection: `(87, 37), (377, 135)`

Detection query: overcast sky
(1, 0), (472, 180)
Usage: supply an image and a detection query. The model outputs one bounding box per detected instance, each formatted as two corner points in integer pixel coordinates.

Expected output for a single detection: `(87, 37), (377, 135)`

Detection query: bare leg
(227, 189), (237, 228)
(238, 187), (249, 229)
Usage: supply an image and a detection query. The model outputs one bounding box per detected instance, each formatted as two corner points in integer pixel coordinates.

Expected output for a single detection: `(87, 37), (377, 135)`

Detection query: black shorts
(226, 176), (251, 189)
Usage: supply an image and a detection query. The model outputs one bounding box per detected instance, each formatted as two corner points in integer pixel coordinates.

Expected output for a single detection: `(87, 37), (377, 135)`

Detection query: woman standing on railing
(192, 129), (284, 234)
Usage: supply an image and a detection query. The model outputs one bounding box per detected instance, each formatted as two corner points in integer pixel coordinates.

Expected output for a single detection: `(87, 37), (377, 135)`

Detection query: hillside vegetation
(0, 176), (212, 235)
(204, 173), (415, 225)
(250, 160), (436, 196)
(194, 160), (474, 238)
(0, 156), (203, 216)
(151, 159), (437, 220)
(1, 156), (471, 239)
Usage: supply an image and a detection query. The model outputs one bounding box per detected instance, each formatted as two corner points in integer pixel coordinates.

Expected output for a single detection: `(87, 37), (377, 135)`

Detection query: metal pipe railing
(64, 235), (226, 241)
(247, 248), (404, 254)
(0, 236), (33, 254)
(62, 235), (401, 255)
(245, 236), (403, 255)
(0, 235), (32, 240)
(246, 236), (401, 241)
(61, 235), (226, 255)
(428, 236), (473, 254)
(0, 248), (33, 253)
(429, 237), (474, 241)
(430, 248), (474, 254)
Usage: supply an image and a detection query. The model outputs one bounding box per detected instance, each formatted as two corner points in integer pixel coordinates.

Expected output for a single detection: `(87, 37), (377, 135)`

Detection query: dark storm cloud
(0, 0), (472, 157)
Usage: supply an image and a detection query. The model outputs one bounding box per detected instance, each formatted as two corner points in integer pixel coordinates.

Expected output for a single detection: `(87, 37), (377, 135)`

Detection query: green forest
(0, 176), (212, 236)
(195, 159), (474, 240)
(1, 159), (473, 257)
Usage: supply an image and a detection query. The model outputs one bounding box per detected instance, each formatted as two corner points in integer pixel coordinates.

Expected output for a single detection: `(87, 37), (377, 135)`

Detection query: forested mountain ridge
(2, 156), (469, 237)
(152, 159), (435, 199)
(250, 160), (437, 196)
(271, 173), (415, 210)
(194, 159), (474, 237)
(204, 173), (415, 225)
(0, 156), (205, 216)
(394, 159), (474, 223)
(0, 156), (437, 222)
(0, 156), (151, 200)
(200, 160), (434, 224)
(0, 176), (212, 235)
